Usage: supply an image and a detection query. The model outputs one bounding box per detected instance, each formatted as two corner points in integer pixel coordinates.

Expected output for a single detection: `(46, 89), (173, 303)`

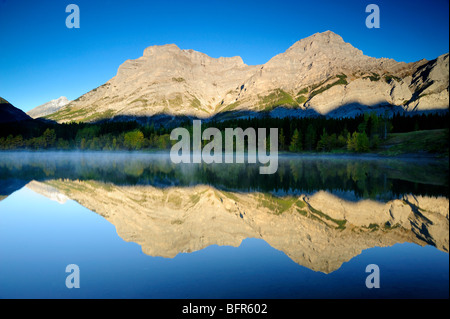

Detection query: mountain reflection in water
(0, 152), (448, 275)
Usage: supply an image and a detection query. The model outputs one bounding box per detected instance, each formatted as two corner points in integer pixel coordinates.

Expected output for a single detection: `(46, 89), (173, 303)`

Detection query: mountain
(25, 181), (69, 204)
(27, 96), (71, 119)
(45, 31), (449, 123)
(0, 97), (32, 123)
(32, 179), (449, 273)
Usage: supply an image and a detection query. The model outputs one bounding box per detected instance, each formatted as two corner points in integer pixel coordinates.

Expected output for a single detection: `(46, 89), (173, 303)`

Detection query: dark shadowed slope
(0, 97), (32, 123)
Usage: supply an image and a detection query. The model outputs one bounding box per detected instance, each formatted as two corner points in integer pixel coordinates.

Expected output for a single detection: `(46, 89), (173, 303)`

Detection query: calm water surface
(0, 151), (448, 298)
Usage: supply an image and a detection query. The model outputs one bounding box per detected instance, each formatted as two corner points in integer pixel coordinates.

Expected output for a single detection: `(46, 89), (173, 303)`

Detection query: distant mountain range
(27, 96), (71, 119)
(40, 31), (448, 123)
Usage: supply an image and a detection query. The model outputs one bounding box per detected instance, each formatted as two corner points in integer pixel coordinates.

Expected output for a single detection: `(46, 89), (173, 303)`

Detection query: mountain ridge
(0, 97), (33, 123)
(44, 31), (449, 123)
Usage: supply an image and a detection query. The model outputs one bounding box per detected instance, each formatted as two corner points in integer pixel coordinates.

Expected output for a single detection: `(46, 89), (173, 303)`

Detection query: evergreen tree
(305, 124), (317, 150)
(289, 129), (302, 152)
(279, 128), (286, 151)
(316, 129), (329, 151)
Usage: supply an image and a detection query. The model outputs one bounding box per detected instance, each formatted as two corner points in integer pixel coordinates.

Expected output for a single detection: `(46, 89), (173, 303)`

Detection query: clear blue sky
(0, 0), (448, 112)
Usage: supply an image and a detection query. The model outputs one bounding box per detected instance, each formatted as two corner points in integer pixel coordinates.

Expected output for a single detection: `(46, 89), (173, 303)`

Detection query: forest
(0, 112), (448, 154)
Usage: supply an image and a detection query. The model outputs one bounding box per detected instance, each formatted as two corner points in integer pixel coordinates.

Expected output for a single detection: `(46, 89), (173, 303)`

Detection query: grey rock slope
(46, 31), (449, 122)
(27, 96), (71, 119)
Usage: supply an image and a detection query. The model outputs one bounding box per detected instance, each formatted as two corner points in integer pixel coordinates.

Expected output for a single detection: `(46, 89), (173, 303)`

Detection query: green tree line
(0, 112), (448, 152)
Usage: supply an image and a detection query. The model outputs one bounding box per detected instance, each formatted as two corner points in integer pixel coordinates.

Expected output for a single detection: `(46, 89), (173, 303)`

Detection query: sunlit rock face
(29, 179), (449, 274)
(45, 31), (449, 123)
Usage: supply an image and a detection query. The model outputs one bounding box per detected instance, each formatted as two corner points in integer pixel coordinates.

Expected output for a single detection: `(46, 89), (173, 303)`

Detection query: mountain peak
(287, 30), (355, 54)
(311, 30), (344, 41)
(143, 43), (180, 56)
(51, 96), (69, 104)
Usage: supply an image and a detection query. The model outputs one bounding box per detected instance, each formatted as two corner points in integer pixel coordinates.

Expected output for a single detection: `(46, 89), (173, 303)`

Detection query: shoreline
(1, 149), (448, 162)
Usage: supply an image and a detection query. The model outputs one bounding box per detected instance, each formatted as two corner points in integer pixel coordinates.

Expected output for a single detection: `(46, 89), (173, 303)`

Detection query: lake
(0, 151), (448, 299)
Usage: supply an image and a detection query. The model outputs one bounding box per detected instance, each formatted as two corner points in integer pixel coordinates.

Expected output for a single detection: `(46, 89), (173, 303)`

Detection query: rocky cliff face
(46, 31), (449, 123)
(406, 53), (450, 111)
(27, 96), (71, 119)
(36, 179), (449, 274)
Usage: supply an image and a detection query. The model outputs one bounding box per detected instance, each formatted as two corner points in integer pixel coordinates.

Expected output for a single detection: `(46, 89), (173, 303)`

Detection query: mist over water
(0, 151), (448, 201)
